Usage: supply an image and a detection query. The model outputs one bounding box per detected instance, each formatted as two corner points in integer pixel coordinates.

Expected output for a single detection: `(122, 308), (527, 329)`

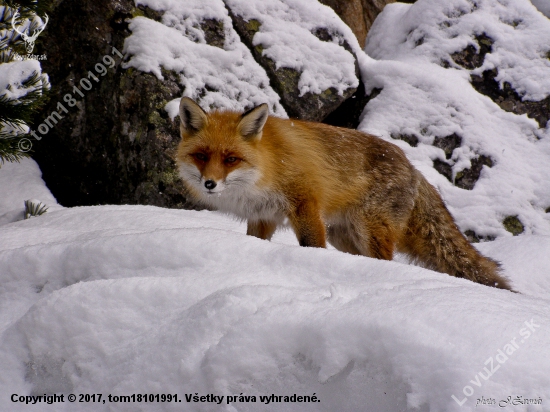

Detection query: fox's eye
(193, 153), (208, 162)
(225, 156), (239, 164)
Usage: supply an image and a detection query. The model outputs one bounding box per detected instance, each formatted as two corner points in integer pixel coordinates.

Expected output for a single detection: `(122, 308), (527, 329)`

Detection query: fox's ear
(179, 97), (207, 134)
(238, 103), (269, 141)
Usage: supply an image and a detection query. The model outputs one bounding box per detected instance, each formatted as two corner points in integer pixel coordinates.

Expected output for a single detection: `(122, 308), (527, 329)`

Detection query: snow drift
(0, 192), (549, 411)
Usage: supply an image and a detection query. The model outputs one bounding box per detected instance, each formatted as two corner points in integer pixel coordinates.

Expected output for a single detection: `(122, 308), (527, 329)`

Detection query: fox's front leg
(247, 220), (277, 240)
(289, 200), (327, 248)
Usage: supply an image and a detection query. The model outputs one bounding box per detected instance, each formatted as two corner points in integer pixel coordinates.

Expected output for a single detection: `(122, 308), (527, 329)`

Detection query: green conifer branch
(0, 2), (51, 166)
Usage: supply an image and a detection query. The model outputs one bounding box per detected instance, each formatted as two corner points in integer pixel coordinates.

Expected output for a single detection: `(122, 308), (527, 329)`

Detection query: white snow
(0, 158), (61, 226)
(0, 59), (49, 137)
(361, 0), (550, 239)
(0, 60), (42, 100)
(0, 6), (49, 61)
(125, 0), (360, 117)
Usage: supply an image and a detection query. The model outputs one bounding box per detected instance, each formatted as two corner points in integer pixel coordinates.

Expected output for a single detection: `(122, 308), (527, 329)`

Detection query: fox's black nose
(204, 180), (217, 190)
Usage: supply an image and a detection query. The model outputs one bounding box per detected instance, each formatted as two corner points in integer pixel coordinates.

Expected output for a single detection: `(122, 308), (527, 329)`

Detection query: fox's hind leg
(356, 214), (396, 260)
(328, 211), (397, 260)
(327, 224), (362, 255)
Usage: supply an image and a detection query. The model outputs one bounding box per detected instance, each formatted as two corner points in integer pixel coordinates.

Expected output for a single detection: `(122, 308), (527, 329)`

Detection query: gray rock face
(226, 4), (359, 121)
(430, 134), (494, 191)
(451, 33), (550, 129)
(470, 69), (550, 129)
(454, 155), (494, 191)
(450, 33), (493, 70)
(32, 0), (193, 208)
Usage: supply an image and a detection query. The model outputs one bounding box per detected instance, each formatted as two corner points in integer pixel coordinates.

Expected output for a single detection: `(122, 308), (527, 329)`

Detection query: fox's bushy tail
(399, 175), (512, 291)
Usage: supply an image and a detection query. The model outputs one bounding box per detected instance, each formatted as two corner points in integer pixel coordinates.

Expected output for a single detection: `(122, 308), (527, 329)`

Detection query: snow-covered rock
(126, 0), (286, 116)
(362, 0), (550, 240)
(224, 0), (360, 120)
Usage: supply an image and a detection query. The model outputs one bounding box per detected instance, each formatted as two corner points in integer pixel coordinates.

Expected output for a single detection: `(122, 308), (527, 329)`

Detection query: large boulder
(225, 0), (360, 121)
(33, 0), (192, 207)
(31, 0), (366, 207)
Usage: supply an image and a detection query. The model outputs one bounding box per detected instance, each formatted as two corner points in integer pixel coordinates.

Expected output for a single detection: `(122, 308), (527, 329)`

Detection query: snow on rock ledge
(224, 0), (360, 120)
(126, 0), (286, 116)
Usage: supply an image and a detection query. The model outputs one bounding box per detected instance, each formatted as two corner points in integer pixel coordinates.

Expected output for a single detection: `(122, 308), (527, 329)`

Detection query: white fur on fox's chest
(206, 185), (287, 222)
(179, 162), (287, 222)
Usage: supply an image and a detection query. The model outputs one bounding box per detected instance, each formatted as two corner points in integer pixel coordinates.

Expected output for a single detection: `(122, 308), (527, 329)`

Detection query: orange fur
(176, 98), (512, 290)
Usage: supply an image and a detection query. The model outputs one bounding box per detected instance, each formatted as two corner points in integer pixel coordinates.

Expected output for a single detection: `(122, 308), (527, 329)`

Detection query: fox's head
(176, 97), (269, 198)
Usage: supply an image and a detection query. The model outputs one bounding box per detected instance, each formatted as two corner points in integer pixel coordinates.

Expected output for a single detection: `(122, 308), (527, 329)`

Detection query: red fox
(176, 97), (512, 290)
